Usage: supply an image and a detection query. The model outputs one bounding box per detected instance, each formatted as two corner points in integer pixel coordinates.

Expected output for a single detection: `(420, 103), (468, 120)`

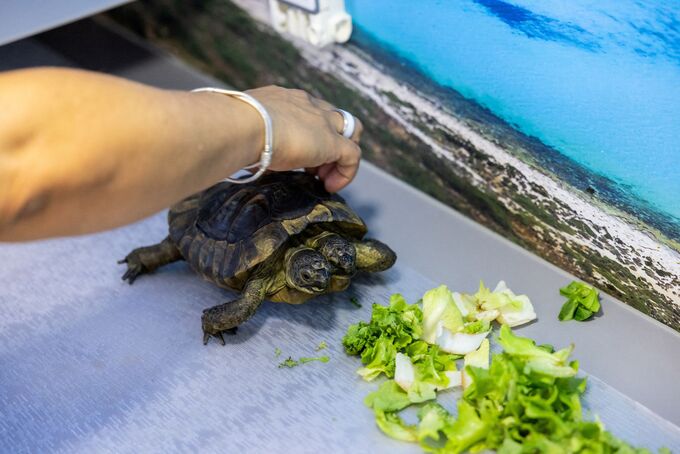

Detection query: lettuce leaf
(422, 285), (464, 343)
(343, 294), (423, 381)
(374, 410), (418, 442)
(347, 287), (650, 454)
(558, 281), (600, 322)
(395, 345), (460, 402)
(497, 324), (577, 378)
(365, 379), (412, 412)
(441, 401), (490, 453)
(416, 402), (454, 447)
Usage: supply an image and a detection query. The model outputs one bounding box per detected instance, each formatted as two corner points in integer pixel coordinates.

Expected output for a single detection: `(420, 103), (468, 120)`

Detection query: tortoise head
(285, 247), (332, 294)
(315, 233), (356, 277)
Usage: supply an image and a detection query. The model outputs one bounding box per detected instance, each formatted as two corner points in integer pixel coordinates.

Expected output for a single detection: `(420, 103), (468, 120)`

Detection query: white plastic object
(269, 0), (352, 47)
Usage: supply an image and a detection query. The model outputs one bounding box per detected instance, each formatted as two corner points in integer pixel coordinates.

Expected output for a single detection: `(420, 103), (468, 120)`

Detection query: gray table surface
(0, 19), (679, 452)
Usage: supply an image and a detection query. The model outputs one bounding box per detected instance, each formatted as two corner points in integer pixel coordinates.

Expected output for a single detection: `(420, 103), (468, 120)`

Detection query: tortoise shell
(167, 171), (367, 284)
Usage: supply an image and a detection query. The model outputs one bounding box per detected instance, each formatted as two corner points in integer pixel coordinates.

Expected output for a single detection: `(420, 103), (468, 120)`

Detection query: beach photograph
(3, 1), (680, 451)
(104, 0), (679, 330)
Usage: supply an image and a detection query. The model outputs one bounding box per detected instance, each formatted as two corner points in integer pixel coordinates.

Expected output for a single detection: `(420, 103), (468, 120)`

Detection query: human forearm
(0, 67), (262, 240)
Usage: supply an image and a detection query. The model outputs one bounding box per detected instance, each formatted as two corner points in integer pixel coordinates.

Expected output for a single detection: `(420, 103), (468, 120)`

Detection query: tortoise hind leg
(354, 239), (397, 273)
(119, 236), (182, 284)
(201, 278), (266, 345)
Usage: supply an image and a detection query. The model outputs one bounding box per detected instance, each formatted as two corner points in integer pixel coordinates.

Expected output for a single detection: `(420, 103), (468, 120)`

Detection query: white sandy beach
(235, 0), (679, 307)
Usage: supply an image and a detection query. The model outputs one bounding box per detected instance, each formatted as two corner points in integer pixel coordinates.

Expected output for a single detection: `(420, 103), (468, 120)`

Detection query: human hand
(246, 86), (363, 193)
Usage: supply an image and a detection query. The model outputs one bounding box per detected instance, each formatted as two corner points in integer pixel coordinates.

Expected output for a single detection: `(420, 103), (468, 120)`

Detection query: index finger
(321, 139), (361, 192)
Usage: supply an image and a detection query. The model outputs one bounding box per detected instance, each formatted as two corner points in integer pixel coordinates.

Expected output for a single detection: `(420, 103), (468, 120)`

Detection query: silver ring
(334, 108), (356, 139)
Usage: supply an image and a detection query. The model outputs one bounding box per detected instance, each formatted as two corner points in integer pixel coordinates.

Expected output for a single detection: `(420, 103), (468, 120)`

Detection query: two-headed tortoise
(120, 171), (396, 345)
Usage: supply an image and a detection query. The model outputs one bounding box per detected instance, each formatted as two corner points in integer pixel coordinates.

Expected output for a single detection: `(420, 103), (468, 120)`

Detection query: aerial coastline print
(106, 0), (680, 330)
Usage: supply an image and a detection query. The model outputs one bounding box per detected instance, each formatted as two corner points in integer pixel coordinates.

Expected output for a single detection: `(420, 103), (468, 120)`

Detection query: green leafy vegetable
(343, 293), (423, 381)
(278, 355), (329, 368)
(374, 326), (648, 452)
(417, 402), (454, 445)
(558, 281), (601, 322)
(422, 285), (464, 343)
(299, 355), (329, 364)
(497, 324), (577, 378)
(365, 380), (412, 412)
(345, 287), (652, 453)
(461, 319), (490, 334)
(274, 347), (282, 357)
(375, 410), (418, 442)
(278, 357), (298, 368)
(316, 341), (328, 351)
(474, 281), (537, 327)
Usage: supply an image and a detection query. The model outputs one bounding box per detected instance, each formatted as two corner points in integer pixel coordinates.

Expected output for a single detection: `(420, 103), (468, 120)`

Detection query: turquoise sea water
(346, 0), (680, 230)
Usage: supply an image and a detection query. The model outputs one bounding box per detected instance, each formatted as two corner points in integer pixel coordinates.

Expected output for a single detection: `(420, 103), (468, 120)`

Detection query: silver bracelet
(191, 87), (273, 184)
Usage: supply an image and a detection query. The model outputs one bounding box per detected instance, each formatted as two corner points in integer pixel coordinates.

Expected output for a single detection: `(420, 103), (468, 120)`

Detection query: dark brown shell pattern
(167, 171), (367, 283)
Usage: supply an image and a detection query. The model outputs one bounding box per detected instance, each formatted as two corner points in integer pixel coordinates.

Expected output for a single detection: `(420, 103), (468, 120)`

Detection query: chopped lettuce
(374, 410), (418, 442)
(365, 380), (412, 412)
(357, 335), (397, 381)
(451, 292), (476, 318)
(422, 285), (464, 343)
(278, 357), (298, 368)
(417, 402), (453, 445)
(497, 324), (576, 378)
(394, 346), (459, 402)
(345, 285), (650, 453)
(558, 281), (601, 322)
(440, 401), (490, 453)
(436, 329), (490, 355)
(475, 281), (537, 327)
(315, 341), (328, 351)
(343, 293), (423, 381)
(462, 338), (489, 389)
(418, 327), (646, 453)
(299, 355), (329, 364)
(462, 319), (490, 334)
(278, 355), (329, 368)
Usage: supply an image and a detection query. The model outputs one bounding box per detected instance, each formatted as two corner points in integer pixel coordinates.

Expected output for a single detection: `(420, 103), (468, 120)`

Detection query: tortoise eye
(302, 271), (312, 281)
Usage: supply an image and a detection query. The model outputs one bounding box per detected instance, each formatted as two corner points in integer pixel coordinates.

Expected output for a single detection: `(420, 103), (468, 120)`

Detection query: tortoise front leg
(202, 278), (266, 345)
(119, 236), (182, 284)
(354, 239), (397, 273)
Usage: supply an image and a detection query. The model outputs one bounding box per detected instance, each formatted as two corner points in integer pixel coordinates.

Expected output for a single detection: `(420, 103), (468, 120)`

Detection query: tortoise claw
(121, 262), (145, 285)
(119, 253), (147, 285)
(201, 327), (237, 346)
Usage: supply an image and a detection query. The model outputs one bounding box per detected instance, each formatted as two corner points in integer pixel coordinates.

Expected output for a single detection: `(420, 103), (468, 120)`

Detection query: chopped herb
(299, 355), (330, 364)
(274, 347), (282, 357)
(558, 280), (601, 321)
(349, 296), (362, 308)
(278, 355), (329, 368)
(278, 357), (298, 368)
(316, 341), (328, 351)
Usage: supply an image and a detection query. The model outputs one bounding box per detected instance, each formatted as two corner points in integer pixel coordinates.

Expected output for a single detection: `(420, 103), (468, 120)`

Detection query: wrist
(191, 90), (264, 170)
(191, 88), (273, 183)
